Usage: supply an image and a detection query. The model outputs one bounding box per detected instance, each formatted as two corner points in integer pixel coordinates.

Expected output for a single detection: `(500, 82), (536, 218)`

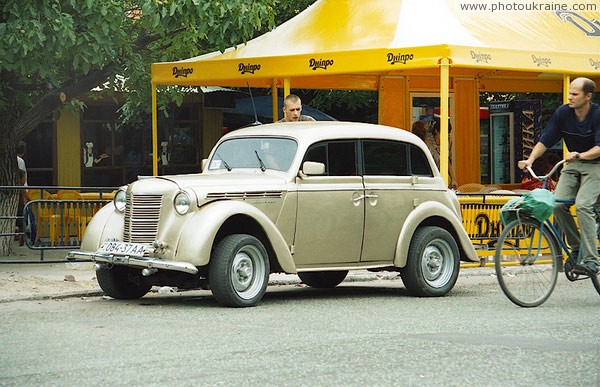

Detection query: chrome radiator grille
(123, 193), (163, 243)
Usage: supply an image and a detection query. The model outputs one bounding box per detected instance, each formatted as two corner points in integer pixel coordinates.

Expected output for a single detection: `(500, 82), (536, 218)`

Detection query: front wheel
(401, 226), (460, 297)
(209, 234), (270, 307)
(494, 218), (560, 307)
(96, 266), (152, 299)
(592, 274), (600, 296)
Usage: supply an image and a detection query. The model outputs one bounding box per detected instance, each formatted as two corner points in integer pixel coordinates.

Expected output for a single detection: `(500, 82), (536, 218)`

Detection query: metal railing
(1, 185), (117, 261)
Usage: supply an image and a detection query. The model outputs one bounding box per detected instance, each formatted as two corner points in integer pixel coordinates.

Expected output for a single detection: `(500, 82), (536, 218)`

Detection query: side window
(363, 140), (409, 176)
(410, 144), (434, 176)
(328, 142), (356, 176)
(304, 144), (327, 165)
(303, 141), (357, 176)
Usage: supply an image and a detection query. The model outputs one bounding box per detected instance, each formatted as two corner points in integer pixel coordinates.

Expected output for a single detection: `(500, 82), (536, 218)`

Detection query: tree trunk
(0, 139), (20, 256)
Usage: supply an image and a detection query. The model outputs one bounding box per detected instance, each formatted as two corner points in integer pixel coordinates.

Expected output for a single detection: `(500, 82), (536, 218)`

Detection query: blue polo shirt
(539, 103), (600, 157)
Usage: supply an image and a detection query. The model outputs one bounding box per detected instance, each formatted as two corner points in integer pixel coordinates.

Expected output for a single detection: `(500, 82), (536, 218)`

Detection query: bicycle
(494, 160), (600, 307)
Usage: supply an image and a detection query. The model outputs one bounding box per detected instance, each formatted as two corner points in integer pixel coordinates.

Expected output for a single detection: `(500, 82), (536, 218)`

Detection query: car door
(293, 140), (364, 266)
(360, 140), (436, 262)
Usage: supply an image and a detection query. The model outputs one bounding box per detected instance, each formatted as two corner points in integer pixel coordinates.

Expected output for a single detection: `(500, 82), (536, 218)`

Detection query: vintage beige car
(68, 121), (477, 307)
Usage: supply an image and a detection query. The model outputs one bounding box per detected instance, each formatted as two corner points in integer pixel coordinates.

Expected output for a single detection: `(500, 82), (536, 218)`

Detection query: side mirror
(200, 159), (208, 172)
(301, 161), (325, 176)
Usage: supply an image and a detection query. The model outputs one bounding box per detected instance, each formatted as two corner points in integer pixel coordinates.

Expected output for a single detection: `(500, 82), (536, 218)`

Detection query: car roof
(221, 121), (419, 146)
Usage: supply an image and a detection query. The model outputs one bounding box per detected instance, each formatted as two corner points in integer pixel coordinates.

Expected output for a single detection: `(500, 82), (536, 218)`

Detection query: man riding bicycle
(518, 77), (600, 275)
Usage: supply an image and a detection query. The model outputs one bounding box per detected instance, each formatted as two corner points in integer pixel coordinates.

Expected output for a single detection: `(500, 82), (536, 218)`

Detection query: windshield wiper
(254, 150), (267, 172)
(216, 154), (232, 171)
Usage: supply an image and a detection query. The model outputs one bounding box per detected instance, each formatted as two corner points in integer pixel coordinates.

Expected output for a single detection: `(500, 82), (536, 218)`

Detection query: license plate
(98, 241), (146, 257)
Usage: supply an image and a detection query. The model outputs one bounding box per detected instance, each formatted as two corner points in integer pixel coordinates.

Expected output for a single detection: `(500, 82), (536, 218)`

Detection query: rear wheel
(298, 271), (348, 288)
(494, 218), (560, 307)
(96, 265), (151, 299)
(401, 226), (460, 297)
(209, 234), (269, 307)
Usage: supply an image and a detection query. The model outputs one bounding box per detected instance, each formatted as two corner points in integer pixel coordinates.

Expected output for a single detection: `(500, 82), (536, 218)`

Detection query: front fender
(176, 201), (296, 273)
(80, 203), (124, 252)
(394, 201), (478, 267)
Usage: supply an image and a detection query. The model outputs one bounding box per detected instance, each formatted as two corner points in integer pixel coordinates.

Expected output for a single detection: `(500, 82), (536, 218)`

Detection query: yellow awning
(152, 0), (600, 87)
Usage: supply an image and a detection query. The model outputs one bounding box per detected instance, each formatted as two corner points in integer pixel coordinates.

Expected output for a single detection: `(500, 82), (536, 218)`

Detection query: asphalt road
(1, 271), (599, 386)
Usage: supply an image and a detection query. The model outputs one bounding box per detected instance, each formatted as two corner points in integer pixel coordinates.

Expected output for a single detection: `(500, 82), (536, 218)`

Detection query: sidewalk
(0, 242), (496, 303)
(0, 243), (309, 302)
(0, 244), (102, 302)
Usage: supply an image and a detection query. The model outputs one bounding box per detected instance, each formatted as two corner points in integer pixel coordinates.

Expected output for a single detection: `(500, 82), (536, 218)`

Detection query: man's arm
(569, 145), (600, 162)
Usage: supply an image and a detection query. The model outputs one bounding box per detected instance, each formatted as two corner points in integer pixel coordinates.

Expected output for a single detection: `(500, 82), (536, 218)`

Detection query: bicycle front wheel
(494, 218), (560, 307)
(592, 274), (600, 296)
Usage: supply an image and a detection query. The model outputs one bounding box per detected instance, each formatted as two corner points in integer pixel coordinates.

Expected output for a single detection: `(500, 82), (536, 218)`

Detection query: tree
(0, 0), (276, 255)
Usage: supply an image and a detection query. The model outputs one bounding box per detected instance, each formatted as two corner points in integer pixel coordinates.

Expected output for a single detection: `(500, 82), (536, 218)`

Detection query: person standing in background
(278, 94), (315, 122)
(16, 141), (27, 186)
(15, 141), (30, 246)
(412, 120), (440, 167)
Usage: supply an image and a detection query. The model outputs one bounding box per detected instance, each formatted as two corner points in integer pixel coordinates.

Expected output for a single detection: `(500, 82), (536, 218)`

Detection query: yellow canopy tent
(151, 0), (600, 183)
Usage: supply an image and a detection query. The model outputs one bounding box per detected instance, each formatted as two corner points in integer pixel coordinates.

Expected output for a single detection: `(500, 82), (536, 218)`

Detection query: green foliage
(307, 89), (378, 123)
(273, 0), (316, 25)
(0, 0), (276, 128)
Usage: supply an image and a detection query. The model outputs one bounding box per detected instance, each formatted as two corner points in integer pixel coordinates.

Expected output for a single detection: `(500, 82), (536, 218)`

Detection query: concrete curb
(0, 290), (105, 304)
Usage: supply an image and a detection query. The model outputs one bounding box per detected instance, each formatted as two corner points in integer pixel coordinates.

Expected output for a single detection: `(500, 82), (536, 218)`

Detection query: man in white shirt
(278, 94), (316, 122)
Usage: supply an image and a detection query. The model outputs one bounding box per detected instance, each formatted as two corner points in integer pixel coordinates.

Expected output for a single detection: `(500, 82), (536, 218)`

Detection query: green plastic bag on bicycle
(500, 188), (555, 225)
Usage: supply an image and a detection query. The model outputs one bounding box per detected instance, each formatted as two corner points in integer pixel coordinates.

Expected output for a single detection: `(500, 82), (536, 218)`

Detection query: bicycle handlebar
(525, 159), (566, 181)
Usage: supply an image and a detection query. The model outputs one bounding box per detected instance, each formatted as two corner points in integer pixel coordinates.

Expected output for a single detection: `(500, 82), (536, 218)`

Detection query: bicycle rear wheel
(494, 218), (560, 307)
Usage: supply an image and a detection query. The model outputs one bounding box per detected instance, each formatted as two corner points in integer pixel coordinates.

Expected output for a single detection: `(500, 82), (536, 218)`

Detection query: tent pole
(562, 74), (570, 103)
(272, 81), (278, 123)
(439, 58), (450, 187)
(151, 83), (158, 176)
(284, 78), (290, 98)
(562, 74), (571, 159)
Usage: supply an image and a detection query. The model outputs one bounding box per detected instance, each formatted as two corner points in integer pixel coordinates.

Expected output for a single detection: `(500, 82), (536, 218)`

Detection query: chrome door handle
(353, 194), (378, 203)
(353, 195), (366, 203)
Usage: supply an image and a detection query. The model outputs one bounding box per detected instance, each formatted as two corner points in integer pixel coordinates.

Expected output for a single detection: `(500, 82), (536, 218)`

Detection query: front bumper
(66, 251), (199, 275)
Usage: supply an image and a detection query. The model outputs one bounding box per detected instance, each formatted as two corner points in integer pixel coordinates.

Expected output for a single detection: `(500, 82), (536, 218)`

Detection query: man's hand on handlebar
(518, 159), (533, 170)
(565, 151), (581, 163)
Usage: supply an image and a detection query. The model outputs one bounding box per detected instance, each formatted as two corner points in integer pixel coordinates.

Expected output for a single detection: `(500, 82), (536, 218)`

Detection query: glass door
(490, 112), (514, 184)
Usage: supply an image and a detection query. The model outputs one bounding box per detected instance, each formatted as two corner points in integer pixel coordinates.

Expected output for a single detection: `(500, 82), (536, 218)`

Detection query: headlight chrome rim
(174, 191), (191, 215)
(114, 189), (127, 213)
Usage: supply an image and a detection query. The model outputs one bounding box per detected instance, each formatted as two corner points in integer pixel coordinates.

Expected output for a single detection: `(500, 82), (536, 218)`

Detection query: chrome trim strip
(66, 251), (198, 275)
(206, 191), (283, 200)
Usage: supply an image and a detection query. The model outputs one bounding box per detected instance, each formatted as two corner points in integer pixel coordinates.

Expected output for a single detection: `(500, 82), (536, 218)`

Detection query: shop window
(158, 104), (201, 174)
(25, 121), (54, 186)
(81, 103), (201, 186)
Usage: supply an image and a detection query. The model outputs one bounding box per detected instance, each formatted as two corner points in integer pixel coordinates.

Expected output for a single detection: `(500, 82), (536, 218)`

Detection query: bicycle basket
(500, 188), (555, 225)
(500, 197), (524, 225)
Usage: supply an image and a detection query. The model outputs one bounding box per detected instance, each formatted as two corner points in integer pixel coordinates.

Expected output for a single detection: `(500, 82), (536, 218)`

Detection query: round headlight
(174, 191), (191, 215)
(113, 189), (127, 213)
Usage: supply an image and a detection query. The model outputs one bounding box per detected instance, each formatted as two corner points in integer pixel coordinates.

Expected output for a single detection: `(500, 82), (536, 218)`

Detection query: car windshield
(209, 137), (298, 172)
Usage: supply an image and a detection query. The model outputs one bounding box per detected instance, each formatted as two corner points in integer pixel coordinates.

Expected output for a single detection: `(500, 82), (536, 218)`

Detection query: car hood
(131, 172), (290, 203)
